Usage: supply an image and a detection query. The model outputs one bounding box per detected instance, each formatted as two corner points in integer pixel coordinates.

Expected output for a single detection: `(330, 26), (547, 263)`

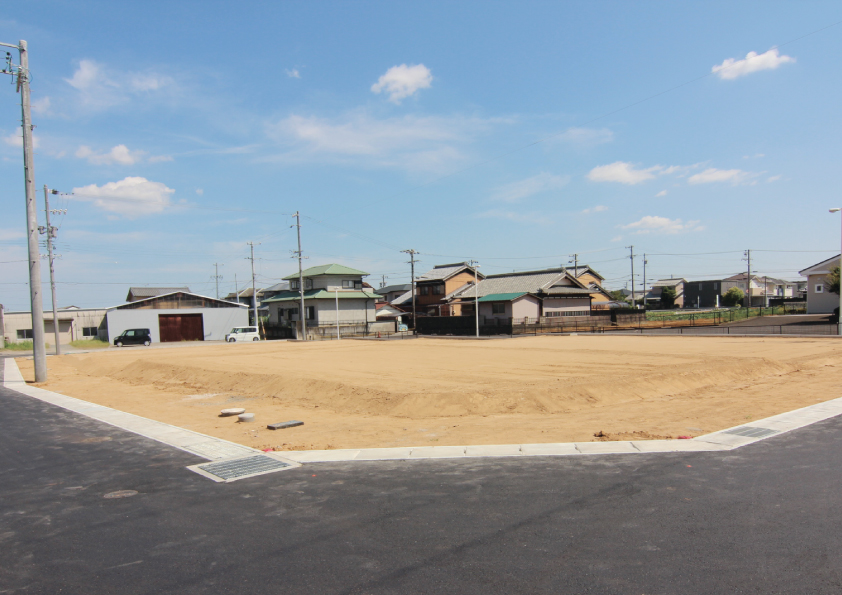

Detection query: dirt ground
(17, 335), (842, 452)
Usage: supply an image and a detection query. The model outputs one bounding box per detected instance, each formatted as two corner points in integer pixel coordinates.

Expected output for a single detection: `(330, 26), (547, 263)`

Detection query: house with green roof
(262, 264), (383, 338)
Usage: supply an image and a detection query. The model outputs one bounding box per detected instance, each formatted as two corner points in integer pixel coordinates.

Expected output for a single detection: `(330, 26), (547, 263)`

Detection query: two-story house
(415, 262), (484, 316)
(262, 264), (381, 337)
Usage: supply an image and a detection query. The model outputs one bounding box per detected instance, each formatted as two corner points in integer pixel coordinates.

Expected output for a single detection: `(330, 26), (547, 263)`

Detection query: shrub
(722, 286), (744, 307)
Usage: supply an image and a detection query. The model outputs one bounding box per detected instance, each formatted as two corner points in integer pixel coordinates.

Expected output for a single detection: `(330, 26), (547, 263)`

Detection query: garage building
(106, 292), (248, 344)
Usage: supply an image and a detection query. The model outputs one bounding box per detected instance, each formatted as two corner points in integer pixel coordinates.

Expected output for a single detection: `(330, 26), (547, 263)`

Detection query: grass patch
(69, 339), (110, 349)
(2, 340), (34, 351)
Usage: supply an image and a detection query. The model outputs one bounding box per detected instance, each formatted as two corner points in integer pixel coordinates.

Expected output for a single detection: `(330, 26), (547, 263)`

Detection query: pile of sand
(20, 335), (842, 451)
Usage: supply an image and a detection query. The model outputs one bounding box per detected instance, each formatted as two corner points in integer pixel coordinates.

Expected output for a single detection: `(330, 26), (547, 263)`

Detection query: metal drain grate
(195, 455), (292, 482)
(722, 426), (779, 439)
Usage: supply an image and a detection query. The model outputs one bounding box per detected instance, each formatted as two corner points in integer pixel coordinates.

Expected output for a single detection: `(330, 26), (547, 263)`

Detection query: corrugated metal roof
(378, 283), (412, 293)
(477, 292), (528, 302)
(281, 264), (369, 280)
(127, 286), (190, 300)
(263, 289), (380, 303)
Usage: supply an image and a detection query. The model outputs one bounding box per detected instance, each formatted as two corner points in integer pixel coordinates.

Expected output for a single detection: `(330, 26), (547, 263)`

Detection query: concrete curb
(5, 358), (842, 465)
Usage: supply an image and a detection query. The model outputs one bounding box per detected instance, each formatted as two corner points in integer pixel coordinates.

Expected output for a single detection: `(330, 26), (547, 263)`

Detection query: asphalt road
(2, 381), (842, 594)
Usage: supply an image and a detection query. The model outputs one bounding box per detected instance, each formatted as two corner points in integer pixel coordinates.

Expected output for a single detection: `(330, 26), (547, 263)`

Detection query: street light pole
(829, 208), (842, 336)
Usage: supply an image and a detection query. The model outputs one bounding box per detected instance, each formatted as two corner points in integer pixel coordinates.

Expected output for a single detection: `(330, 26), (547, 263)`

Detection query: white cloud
(64, 59), (172, 109)
(476, 209), (552, 225)
(195, 188), (204, 195)
(491, 172), (569, 203)
(71, 177), (175, 216)
(655, 190), (668, 197)
(766, 175), (782, 183)
(76, 144), (146, 165)
(554, 127), (614, 146)
(688, 168), (760, 185)
(3, 131), (40, 148)
(148, 155), (173, 163)
(31, 97), (52, 115)
(65, 59), (103, 90)
(285, 68), (301, 79)
(582, 205), (608, 214)
(130, 73), (171, 91)
(743, 153), (765, 159)
(610, 235), (623, 242)
(371, 64), (433, 104)
(712, 48), (795, 80)
(0, 228), (25, 241)
(587, 161), (662, 185)
(620, 215), (704, 235)
(265, 111), (492, 172)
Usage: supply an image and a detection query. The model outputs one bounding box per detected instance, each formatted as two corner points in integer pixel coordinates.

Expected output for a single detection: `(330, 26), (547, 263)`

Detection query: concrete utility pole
(292, 212), (307, 340)
(627, 245), (636, 307)
(234, 273), (239, 304)
(642, 253), (648, 307)
(744, 249), (752, 308)
(401, 249), (419, 329)
(2, 40), (46, 379)
(828, 208), (842, 335)
(469, 260), (480, 337)
(246, 242), (259, 329)
(42, 186), (63, 355)
(212, 262), (223, 299)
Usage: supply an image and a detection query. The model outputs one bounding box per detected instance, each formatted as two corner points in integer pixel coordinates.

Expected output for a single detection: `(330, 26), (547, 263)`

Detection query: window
(432, 285), (443, 295)
(816, 284), (824, 294)
(342, 280), (354, 288)
(354, 280), (362, 290)
(290, 279), (312, 290)
(82, 326), (98, 337)
(290, 280), (298, 290)
(306, 306), (315, 320)
(420, 286), (429, 295)
(17, 329), (33, 339)
(491, 303), (506, 314)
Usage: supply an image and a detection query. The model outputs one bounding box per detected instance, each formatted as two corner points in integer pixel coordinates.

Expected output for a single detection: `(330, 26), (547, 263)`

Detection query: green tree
(825, 266), (840, 295)
(660, 286), (677, 308)
(722, 286), (744, 307)
(609, 289), (629, 303)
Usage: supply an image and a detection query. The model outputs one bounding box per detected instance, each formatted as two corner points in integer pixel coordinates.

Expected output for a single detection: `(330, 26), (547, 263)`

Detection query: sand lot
(17, 335), (842, 452)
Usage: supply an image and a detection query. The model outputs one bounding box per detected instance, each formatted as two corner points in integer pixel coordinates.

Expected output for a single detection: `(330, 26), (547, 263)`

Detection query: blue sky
(2, 1), (841, 310)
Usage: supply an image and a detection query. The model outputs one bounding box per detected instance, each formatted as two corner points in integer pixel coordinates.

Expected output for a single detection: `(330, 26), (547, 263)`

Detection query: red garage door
(158, 314), (204, 342)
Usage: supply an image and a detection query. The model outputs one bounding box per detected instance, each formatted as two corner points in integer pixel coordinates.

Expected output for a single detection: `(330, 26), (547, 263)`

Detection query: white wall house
(799, 256), (840, 314)
(263, 264), (384, 339)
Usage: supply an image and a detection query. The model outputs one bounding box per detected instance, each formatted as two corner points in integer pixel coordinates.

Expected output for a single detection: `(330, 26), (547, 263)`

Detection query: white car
(225, 326), (260, 342)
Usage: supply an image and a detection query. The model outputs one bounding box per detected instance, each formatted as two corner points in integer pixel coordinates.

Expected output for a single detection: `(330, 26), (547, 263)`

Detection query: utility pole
(743, 249), (752, 308)
(234, 273), (239, 304)
(41, 186), (65, 355)
(381, 274), (386, 288)
(469, 260), (480, 337)
(642, 253), (648, 308)
(292, 212), (307, 340)
(246, 242), (259, 329)
(212, 263), (223, 299)
(627, 245), (636, 307)
(568, 253), (579, 276)
(401, 249), (419, 330)
(3, 40), (46, 380)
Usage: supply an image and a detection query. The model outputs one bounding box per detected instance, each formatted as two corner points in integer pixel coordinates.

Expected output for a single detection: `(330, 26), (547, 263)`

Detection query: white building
(799, 255), (840, 314)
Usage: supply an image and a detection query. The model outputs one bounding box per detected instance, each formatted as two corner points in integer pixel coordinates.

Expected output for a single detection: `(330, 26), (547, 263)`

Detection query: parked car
(225, 326), (260, 342)
(114, 328), (152, 347)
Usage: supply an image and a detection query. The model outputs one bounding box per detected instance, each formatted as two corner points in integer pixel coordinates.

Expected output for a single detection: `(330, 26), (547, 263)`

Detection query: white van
(225, 326), (260, 342)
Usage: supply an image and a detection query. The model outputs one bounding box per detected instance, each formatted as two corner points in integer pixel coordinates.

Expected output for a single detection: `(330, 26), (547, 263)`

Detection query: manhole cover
(103, 490), (138, 499)
(195, 455), (292, 482)
(722, 426), (779, 439)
